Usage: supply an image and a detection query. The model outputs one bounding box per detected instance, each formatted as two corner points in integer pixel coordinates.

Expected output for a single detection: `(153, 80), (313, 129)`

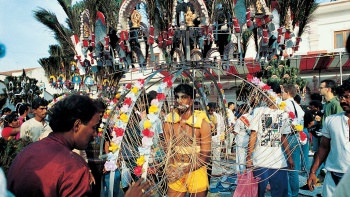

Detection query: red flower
(223, 99), (227, 104)
(113, 97), (117, 103)
(217, 83), (223, 89)
(162, 76), (172, 83)
(113, 127), (124, 137)
(124, 97), (132, 106)
(134, 166), (143, 176)
(166, 80), (172, 88)
(142, 128), (154, 137)
(300, 131), (307, 141)
(103, 113), (109, 119)
(262, 85), (271, 91)
(247, 74), (253, 82)
(157, 93), (166, 101)
(288, 111), (296, 119)
(197, 84), (202, 88)
(138, 79), (145, 85)
(97, 132), (102, 137)
(125, 83), (132, 89)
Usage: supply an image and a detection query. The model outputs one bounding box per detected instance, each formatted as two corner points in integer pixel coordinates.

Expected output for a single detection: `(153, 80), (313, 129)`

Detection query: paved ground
(116, 154), (323, 196)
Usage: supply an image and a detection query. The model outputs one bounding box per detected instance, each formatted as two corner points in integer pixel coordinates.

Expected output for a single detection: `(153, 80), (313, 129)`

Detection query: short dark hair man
(7, 95), (100, 196)
(20, 98), (52, 142)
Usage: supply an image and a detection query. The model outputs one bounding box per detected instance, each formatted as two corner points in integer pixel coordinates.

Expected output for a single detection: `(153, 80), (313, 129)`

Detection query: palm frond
(33, 8), (75, 53)
(100, 0), (121, 31)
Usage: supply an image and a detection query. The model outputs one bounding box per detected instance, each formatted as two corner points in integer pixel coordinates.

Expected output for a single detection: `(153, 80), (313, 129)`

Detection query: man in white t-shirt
(227, 102), (236, 154)
(246, 98), (293, 197)
(234, 104), (251, 172)
(307, 81), (350, 197)
(281, 84), (305, 197)
(20, 98), (52, 142)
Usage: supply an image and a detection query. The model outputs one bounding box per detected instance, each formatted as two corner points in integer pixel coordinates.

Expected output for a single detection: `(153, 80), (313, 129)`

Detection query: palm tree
(34, 0), (124, 92)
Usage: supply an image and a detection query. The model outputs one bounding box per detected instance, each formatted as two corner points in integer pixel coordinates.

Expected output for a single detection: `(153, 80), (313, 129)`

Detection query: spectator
(1, 112), (20, 140)
(294, 95), (313, 174)
(226, 102), (236, 154)
(234, 103), (251, 172)
(246, 94), (292, 197)
(307, 80), (350, 196)
(7, 94), (100, 196)
(281, 85), (304, 197)
(308, 100), (323, 154)
(18, 103), (31, 125)
(319, 79), (343, 124)
(20, 98), (52, 142)
(1, 107), (11, 116)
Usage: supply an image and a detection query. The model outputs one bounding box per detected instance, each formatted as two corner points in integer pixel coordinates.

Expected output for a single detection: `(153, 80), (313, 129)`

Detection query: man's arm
(307, 136), (331, 190)
(246, 130), (257, 168)
(281, 134), (294, 169)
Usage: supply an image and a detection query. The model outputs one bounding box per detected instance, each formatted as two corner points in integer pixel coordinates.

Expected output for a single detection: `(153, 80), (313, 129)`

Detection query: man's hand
(287, 158), (295, 170)
(89, 170), (96, 185)
(307, 173), (317, 191)
(246, 160), (253, 169)
(125, 178), (152, 197)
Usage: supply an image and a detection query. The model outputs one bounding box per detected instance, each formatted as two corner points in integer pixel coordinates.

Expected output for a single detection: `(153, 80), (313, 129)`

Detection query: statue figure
(256, 0), (263, 15)
(131, 10), (142, 28)
(185, 7), (196, 27)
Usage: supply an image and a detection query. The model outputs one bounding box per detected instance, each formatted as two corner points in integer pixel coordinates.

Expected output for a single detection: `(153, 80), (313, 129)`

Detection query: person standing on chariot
(163, 84), (212, 197)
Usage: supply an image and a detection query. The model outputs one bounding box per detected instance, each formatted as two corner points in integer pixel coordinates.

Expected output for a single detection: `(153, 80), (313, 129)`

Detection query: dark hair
(94, 98), (107, 114)
(228, 102), (234, 107)
(294, 95), (301, 104)
(19, 104), (30, 115)
(48, 94), (98, 132)
(309, 100), (323, 110)
(321, 79), (337, 94)
(4, 112), (18, 127)
(32, 98), (49, 109)
(267, 81), (281, 94)
(310, 93), (322, 102)
(174, 84), (196, 99)
(336, 79), (350, 97)
(1, 107), (11, 116)
(283, 84), (297, 97)
(207, 102), (217, 109)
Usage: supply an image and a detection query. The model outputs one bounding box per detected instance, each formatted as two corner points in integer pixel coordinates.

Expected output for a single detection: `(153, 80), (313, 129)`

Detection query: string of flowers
(246, 74), (307, 145)
(134, 76), (173, 178)
(104, 79), (145, 173)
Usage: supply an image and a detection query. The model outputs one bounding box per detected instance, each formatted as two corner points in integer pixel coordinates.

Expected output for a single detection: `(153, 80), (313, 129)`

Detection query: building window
(334, 30), (350, 49)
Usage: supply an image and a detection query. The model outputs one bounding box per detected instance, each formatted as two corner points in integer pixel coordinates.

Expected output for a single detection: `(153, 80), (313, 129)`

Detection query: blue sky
(0, 0), (331, 72)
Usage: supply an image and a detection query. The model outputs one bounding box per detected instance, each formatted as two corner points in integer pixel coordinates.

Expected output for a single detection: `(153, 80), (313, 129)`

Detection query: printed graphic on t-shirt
(260, 113), (282, 147)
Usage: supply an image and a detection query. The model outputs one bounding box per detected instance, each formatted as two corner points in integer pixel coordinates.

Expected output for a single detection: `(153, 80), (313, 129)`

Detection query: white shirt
(20, 118), (52, 142)
(249, 107), (291, 168)
(285, 98), (305, 125)
(234, 113), (252, 137)
(226, 108), (236, 125)
(322, 112), (350, 173)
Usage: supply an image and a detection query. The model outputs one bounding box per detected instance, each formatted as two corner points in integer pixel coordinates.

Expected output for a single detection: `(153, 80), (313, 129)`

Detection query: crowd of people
(0, 78), (350, 197)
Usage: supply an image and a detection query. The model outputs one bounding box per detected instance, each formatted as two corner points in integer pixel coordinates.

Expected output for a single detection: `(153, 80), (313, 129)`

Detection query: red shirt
(7, 133), (91, 197)
(2, 127), (16, 140)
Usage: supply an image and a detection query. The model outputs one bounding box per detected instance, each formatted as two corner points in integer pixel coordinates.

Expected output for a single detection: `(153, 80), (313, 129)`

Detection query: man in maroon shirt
(7, 95), (100, 197)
